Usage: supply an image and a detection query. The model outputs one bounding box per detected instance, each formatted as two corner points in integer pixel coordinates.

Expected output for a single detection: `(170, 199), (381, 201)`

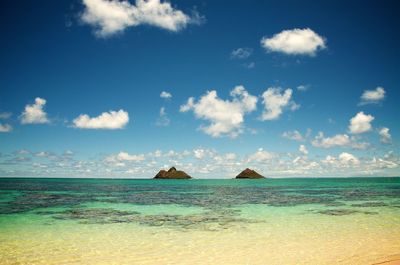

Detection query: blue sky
(0, 0), (399, 178)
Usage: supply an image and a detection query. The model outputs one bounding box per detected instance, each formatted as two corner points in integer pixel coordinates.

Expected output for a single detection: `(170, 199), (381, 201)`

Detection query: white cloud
(180, 85), (257, 138)
(348, 111), (374, 134)
(179, 97), (194, 112)
(299, 145), (308, 155)
(149, 149), (162, 157)
(338, 152), (360, 165)
(379, 127), (391, 144)
(224, 153), (237, 160)
(308, 150), (393, 175)
(193, 148), (215, 160)
(20, 97), (50, 124)
(282, 130), (305, 141)
(193, 149), (206, 159)
(156, 107), (170, 126)
(322, 152), (360, 166)
(260, 87), (298, 120)
(231, 48), (252, 59)
(321, 155), (336, 165)
(0, 123), (12, 133)
(81, 0), (135, 37)
(73, 109), (129, 129)
(291, 156), (319, 173)
(369, 156), (398, 171)
(36, 151), (51, 157)
(160, 91), (172, 99)
(1, 147), (399, 178)
(312, 132), (369, 149)
(117, 151), (145, 161)
(261, 28), (326, 56)
(106, 151), (145, 162)
(81, 0), (198, 37)
(297, 84), (310, 92)
(247, 148), (274, 163)
(360, 87), (385, 105)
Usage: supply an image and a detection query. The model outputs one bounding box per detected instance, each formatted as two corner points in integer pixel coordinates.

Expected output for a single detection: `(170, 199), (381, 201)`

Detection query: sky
(0, 0), (399, 178)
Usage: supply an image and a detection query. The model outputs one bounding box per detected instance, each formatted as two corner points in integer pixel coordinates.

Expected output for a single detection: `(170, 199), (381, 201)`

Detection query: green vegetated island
(153, 167), (265, 179)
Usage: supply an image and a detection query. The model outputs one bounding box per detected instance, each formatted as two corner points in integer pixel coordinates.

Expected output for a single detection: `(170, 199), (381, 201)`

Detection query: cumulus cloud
(322, 152), (360, 166)
(348, 111), (374, 134)
(0, 124), (12, 133)
(73, 109), (129, 129)
(247, 148), (274, 163)
(80, 0), (200, 37)
(224, 153), (237, 160)
(312, 132), (369, 149)
(291, 156), (319, 173)
(180, 85), (257, 138)
(339, 152), (360, 165)
(20, 97), (50, 124)
(282, 130), (305, 141)
(379, 127), (391, 144)
(179, 97), (194, 112)
(231, 48), (252, 59)
(105, 151), (145, 165)
(193, 148), (215, 160)
(116, 152), (145, 161)
(261, 28), (326, 56)
(360, 87), (385, 105)
(160, 91), (172, 99)
(321, 155), (336, 165)
(193, 149), (206, 159)
(299, 145), (308, 155)
(297, 85), (310, 92)
(35, 151), (51, 158)
(1, 147), (398, 178)
(156, 107), (170, 126)
(260, 87), (299, 121)
(369, 156), (398, 171)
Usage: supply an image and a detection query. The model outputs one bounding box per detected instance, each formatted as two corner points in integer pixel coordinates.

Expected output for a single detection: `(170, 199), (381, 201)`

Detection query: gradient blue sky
(0, 0), (399, 178)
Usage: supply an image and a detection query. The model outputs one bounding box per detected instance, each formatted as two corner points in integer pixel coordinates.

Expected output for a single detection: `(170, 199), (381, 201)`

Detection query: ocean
(0, 177), (399, 264)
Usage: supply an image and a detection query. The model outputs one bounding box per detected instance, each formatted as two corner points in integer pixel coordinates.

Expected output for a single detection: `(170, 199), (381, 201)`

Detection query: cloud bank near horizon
(1, 147), (398, 179)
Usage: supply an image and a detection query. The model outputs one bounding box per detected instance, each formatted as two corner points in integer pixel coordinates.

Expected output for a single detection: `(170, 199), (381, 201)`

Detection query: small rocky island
(154, 167), (192, 179)
(235, 168), (265, 179)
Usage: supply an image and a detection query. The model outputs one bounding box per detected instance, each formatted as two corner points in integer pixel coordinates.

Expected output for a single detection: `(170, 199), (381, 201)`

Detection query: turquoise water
(1, 177), (399, 226)
(0, 177), (399, 264)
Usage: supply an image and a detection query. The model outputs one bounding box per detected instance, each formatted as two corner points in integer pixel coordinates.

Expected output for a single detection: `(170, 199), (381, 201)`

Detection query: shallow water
(0, 177), (399, 264)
